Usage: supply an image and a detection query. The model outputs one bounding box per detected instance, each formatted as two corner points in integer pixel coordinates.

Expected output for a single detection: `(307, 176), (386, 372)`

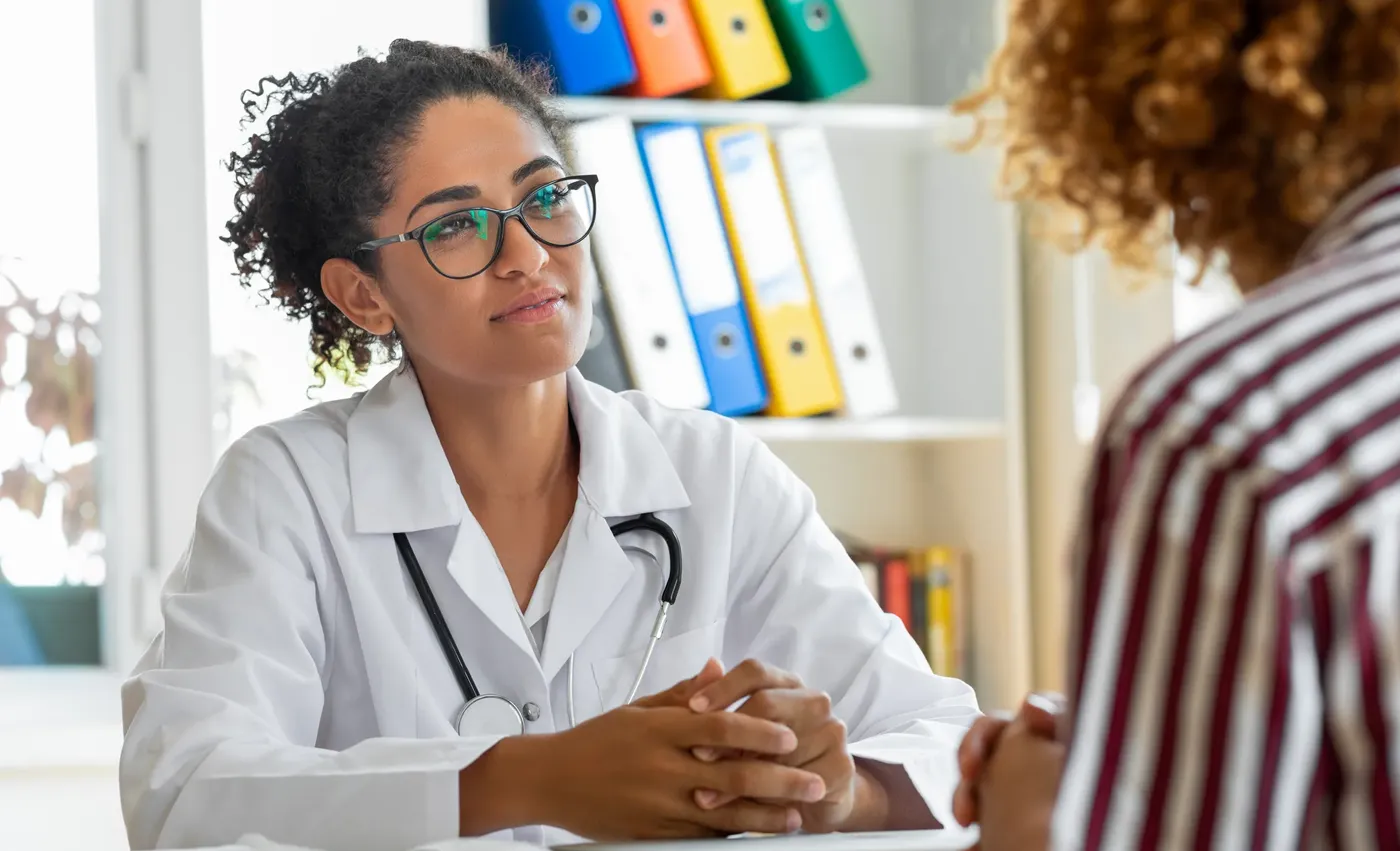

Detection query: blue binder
(489, 0), (638, 96)
(636, 123), (767, 417)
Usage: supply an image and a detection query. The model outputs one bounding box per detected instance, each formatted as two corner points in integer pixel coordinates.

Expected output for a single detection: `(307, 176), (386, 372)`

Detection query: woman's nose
(492, 216), (548, 277)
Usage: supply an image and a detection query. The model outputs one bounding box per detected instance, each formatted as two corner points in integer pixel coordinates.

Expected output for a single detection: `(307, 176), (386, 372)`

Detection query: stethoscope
(393, 512), (682, 737)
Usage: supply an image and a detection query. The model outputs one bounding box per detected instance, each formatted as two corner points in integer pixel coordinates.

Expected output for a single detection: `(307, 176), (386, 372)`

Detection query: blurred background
(0, 1), (1240, 848)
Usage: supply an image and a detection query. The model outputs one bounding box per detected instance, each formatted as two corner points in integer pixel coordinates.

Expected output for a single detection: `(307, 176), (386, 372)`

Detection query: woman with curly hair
(117, 40), (979, 851)
(952, 1), (1400, 849)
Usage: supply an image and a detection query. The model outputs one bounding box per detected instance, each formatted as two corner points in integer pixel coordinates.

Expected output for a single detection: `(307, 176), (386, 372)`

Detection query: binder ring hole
(650, 8), (668, 29)
(789, 339), (805, 356)
(805, 1), (832, 31)
(730, 15), (747, 34)
(569, 1), (602, 34)
(653, 334), (668, 350)
(852, 344), (868, 361)
(714, 327), (737, 355)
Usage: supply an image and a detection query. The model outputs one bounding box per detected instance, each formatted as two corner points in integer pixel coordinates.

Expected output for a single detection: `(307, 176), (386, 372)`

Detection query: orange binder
(616, 0), (714, 97)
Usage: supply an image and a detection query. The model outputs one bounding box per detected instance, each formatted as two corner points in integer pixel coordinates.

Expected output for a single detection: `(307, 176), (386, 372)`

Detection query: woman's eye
(527, 184), (572, 219)
(425, 210), (489, 242)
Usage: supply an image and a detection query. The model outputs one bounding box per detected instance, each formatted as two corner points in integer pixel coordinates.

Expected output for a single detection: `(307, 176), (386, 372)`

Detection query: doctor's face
(366, 96), (593, 388)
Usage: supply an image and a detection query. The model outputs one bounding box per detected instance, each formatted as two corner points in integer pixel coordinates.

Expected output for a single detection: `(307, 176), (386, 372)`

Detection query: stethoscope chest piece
(455, 694), (525, 738)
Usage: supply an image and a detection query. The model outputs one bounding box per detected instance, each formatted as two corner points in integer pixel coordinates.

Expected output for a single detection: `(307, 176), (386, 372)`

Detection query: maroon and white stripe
(1053, 168), (1400, 851)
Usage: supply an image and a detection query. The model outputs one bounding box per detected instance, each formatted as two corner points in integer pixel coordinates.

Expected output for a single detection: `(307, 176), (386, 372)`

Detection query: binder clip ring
(730, 15), (747, 35)
(569, 1), (603, 34)
(805, 1), (832, 32)
(713, 325), (739, 357)
(789, 338), (806, 356)
(649, 8), (668, 31)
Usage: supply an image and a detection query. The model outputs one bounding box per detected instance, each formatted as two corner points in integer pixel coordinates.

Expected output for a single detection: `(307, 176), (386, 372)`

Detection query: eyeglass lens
(420, 176), (596, 278)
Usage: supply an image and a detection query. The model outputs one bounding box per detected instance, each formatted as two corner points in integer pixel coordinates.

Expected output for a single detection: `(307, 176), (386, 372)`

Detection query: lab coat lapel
(347, 365), (536, 661)
(537, 371), (692, 682)
(443, 509), (537, 660)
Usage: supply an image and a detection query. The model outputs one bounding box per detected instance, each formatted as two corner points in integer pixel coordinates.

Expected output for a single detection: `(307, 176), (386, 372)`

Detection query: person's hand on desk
(457, 659), (826, 840)
(953, 694), (1063, 851)
(682, 659), (907, 834)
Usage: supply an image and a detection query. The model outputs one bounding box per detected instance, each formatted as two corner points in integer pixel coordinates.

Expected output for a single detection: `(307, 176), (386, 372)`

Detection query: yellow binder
(688, 0), (791, 100)
(704, 124), (842, 417)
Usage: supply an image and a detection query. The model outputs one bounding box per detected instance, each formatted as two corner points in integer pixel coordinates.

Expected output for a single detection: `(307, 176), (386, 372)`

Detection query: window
(201, 1), (486, 452)
(0, 3), (104, 665)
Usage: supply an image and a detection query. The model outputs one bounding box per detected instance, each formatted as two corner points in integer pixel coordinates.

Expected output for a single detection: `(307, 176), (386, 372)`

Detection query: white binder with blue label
(637, 123), (767, 417)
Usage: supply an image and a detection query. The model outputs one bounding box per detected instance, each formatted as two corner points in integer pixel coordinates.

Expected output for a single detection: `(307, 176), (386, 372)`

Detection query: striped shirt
(1052, 168), (1400, 851)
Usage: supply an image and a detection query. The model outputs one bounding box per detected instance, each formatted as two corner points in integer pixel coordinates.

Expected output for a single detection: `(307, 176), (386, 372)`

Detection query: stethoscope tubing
(394, 512), (681, 709)
(394, 530), (480, 700)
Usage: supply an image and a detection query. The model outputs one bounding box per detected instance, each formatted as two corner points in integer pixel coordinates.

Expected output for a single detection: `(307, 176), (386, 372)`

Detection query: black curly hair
(222, 39), (572, 380)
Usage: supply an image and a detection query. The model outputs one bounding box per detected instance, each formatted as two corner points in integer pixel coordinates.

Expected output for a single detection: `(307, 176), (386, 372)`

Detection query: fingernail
(779, 728), (798, 751)
(785, 809), (802, 833)
(804, 778), (826, 802)
(694, 747), (718, 762)
(690, 695), (709, 712)
(696, 789), (717, 809)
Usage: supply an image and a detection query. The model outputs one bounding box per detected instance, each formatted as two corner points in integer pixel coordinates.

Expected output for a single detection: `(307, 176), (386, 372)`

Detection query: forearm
(842, 759), (941, 832)
(457, 733), (560, 836)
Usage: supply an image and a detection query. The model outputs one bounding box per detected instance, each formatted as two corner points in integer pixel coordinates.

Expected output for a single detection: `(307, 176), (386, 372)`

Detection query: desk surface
(555, 830), (977, 851)
(172, 829), (978, 851)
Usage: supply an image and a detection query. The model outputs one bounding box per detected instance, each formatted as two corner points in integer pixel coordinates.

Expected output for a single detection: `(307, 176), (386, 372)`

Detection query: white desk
(172, 829), (979, 851)
(557, 830), (978, 851)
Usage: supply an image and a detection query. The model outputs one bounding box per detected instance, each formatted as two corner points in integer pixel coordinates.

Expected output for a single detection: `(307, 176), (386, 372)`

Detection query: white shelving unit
(558, 3), (1031, 710)
(556, 95), (972, 142)
(136, 0), (1033, 713)
(738, 416), (1005, 444)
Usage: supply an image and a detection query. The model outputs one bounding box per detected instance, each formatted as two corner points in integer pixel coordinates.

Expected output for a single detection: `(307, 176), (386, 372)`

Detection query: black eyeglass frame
(353, 174), (600, 280)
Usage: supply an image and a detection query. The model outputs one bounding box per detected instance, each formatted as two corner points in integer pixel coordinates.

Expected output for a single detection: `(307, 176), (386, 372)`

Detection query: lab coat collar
(566, 369), (691, 518)
(346, 365), (691, 535)
(347, 365), (464, 535)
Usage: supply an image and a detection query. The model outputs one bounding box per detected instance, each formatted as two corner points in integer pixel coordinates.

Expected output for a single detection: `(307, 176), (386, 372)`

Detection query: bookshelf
(556, 96), (970, 142)
(542, 2), (1033, 712)
(738, 416), (1004, 444)
(188, 0), (1027, 713)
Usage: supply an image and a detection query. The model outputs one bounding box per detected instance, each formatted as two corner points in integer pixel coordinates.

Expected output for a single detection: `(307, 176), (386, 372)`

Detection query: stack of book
(844, 540), (969, 681)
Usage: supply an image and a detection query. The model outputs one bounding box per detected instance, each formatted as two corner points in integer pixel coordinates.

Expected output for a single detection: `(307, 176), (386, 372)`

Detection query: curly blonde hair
(955, 0), (1400, 291)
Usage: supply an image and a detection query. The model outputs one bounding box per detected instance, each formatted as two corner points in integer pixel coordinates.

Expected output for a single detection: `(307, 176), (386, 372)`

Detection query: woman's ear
(321, 257), (395, 336)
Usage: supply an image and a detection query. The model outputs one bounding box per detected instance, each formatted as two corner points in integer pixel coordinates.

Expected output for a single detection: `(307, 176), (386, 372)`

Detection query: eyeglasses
(355, 174), (599, 280)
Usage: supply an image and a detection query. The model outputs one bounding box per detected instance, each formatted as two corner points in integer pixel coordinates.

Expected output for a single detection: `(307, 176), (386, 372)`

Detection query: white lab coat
(119, 366), (981, 851)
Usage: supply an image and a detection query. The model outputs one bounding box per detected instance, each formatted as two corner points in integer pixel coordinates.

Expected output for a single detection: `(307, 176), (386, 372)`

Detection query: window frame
(0, 0), (214, 768)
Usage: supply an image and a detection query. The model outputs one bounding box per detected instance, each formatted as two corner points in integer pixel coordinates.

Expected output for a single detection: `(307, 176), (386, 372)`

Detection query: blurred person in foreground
(952, 1), (1400, 849)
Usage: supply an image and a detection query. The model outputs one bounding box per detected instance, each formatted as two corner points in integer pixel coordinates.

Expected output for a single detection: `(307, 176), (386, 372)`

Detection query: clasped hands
(951, 692), (1066, 851)
(546, 657), (880, 840)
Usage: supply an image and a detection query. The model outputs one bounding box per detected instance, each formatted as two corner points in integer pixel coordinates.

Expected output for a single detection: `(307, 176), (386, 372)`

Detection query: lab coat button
(523, 702), (542, 722)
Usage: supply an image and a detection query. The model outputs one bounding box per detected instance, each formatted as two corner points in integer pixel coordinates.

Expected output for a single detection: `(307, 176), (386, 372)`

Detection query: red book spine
(880, 557), (912, 634)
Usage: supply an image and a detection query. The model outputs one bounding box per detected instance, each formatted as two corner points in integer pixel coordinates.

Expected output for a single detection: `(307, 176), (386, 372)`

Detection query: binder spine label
(642, 129), (743, 315)
(718, 132), (810, 309)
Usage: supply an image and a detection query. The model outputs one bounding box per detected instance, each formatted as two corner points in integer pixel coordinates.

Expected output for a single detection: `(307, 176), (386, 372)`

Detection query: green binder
(762, 0), (869, 101)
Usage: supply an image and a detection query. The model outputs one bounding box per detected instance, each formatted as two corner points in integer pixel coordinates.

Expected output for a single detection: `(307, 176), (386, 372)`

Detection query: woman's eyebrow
(512, 155), (563, 184)
(404, 157), (562, 226)
(406, 184), (480, 227)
